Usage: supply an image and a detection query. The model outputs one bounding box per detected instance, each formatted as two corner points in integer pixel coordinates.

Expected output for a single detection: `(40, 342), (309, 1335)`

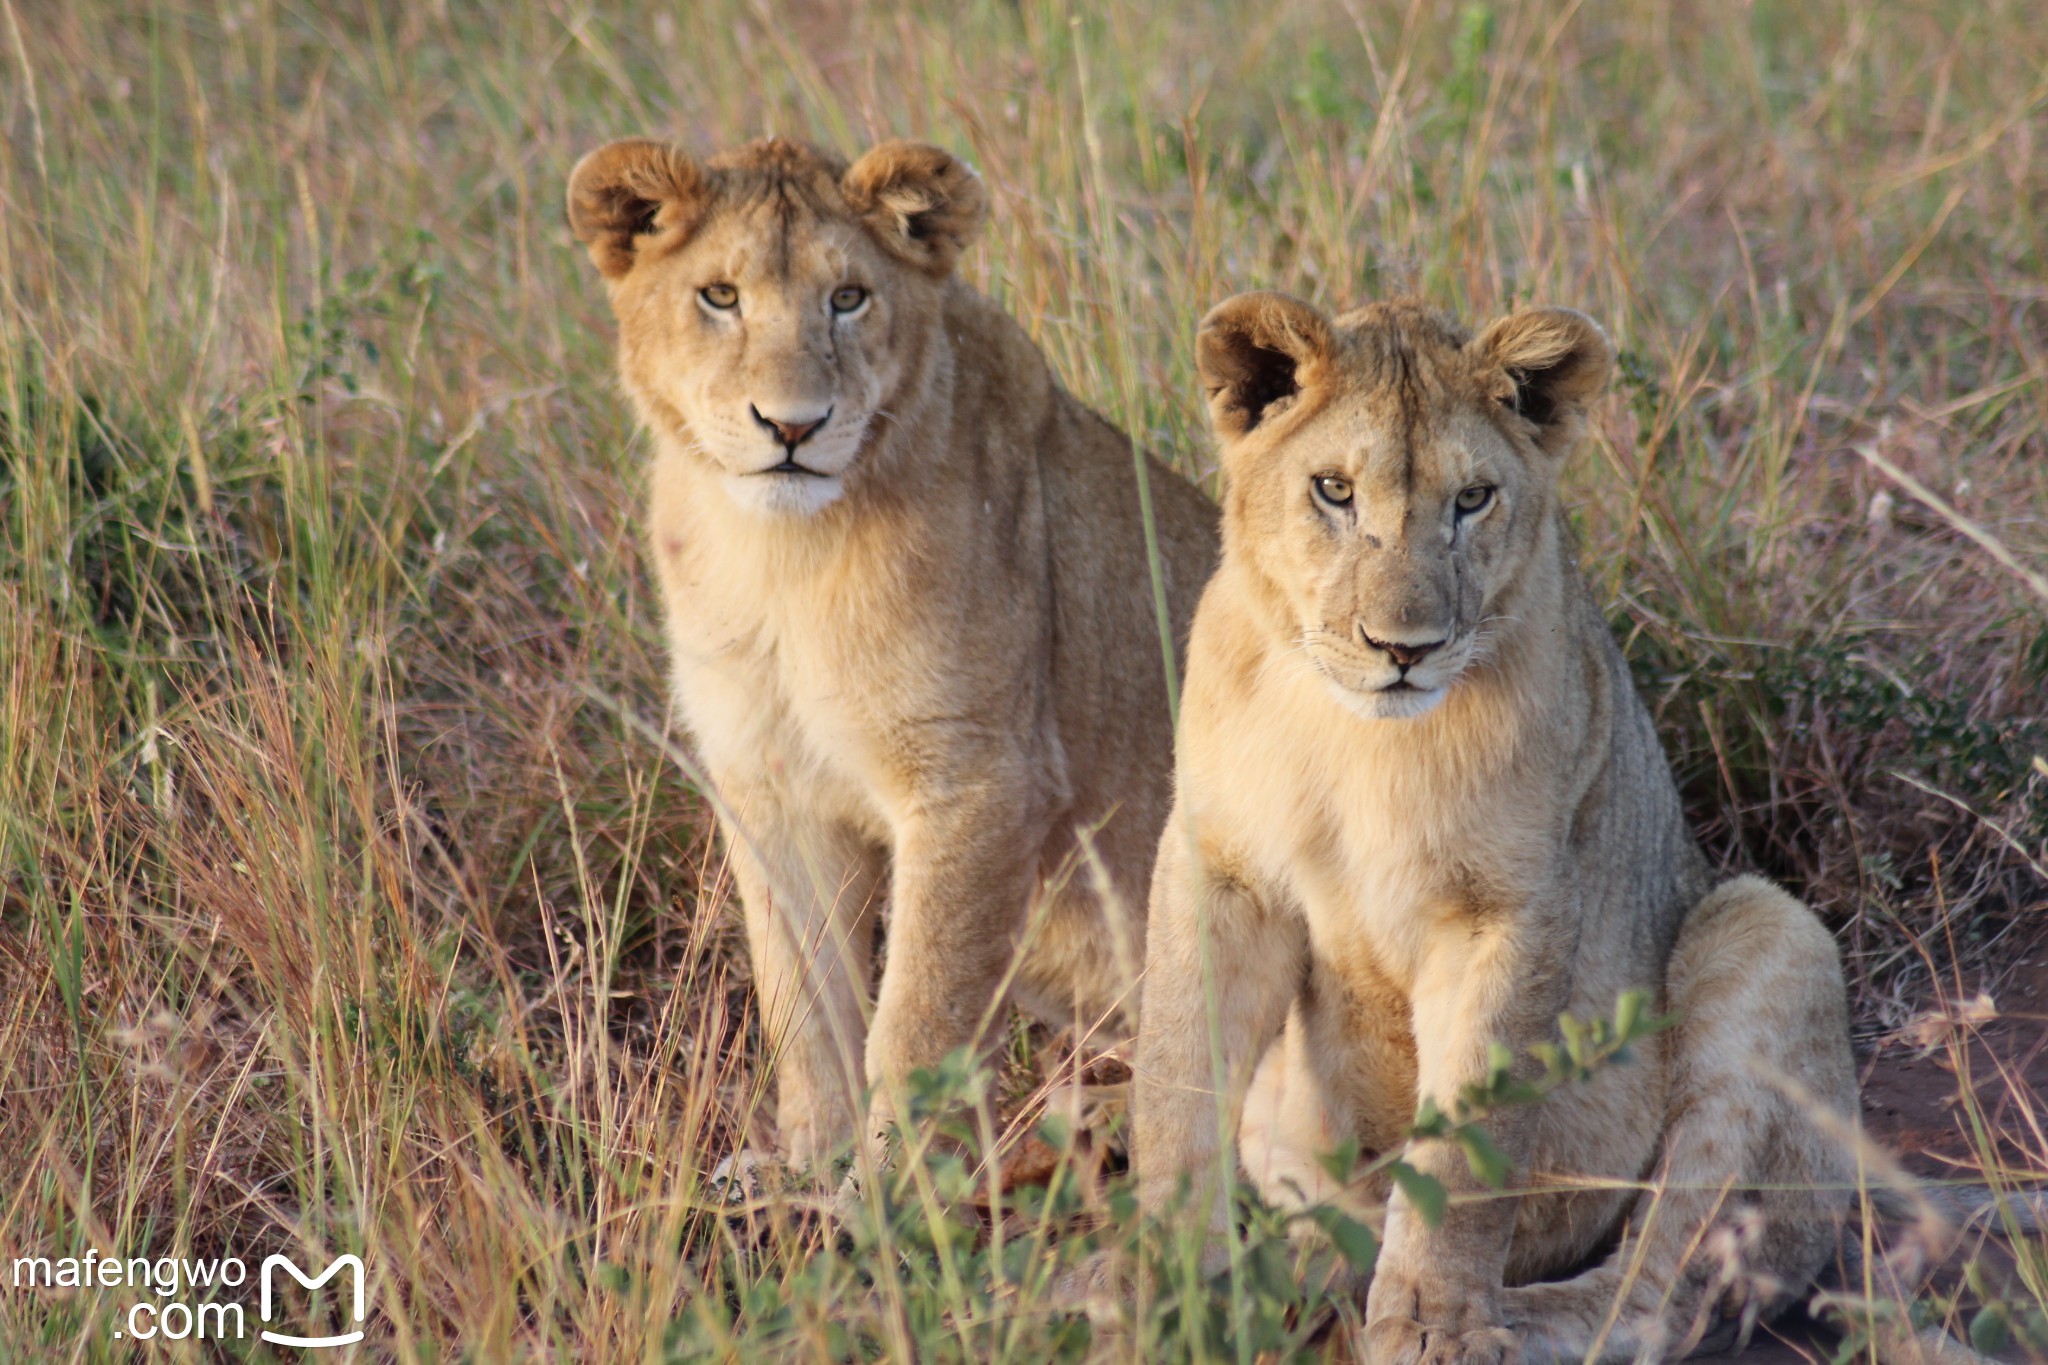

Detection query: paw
(827, 1166), (867, 1228)
(1360, 1318), (1521, 1365)
(1051, 1250), (1132, 1316)
(775, 1113), (857, 1183)
(824, 1125), (898, 1225)
(708, 1148), (770, 1205)
(1364, 1238), (1515, 1365)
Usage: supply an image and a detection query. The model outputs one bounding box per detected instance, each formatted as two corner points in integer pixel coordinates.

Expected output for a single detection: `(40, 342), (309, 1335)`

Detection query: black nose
(751, 404), (829, 452)
(1361, 629), (1445, 671)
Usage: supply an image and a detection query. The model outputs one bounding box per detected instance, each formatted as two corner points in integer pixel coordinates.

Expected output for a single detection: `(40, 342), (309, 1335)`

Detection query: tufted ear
(1195, 292), (1336, 443)
(841, 141), (987, 276)
(566, 139), (710, 281)
(1468, 307), (1613, 457)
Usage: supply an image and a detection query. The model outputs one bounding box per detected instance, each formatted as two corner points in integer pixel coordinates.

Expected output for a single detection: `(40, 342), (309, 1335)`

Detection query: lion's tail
(1864, 1181), (2047, 1236)
(1810, 1182), (2048, 1365)
(1813, 1242), (1989, 1365)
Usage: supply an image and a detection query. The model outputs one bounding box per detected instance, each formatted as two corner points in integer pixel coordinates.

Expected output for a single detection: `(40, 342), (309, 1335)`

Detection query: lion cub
(1134, 293), (1859, 1363)
(567, 137), (1218, 1173)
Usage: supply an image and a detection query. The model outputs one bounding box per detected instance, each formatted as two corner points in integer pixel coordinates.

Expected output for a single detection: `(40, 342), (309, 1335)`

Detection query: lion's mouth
(757, 458), (829, 477)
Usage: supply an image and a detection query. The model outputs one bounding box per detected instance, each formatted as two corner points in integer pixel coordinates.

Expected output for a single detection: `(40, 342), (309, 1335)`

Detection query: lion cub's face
(1198, 294), (1612, 720)
(568, 137), (986, 517)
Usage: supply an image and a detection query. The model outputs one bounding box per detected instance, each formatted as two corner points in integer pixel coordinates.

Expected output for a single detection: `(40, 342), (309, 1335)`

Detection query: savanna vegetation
(1, 1), (2044, 1359)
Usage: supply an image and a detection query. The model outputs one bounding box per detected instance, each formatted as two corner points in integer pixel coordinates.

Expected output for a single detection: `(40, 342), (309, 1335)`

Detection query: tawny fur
(1132, 293), (1868, 1364)
(566, 136), (1218, 1172)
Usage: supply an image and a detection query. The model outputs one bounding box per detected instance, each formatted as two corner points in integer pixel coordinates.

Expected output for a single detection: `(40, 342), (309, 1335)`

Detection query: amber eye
(1312, 473), (1354, 507)
(830, 284), (869, 314)
(699, 283), (739, 310)
(1455, 484), (1494, 515)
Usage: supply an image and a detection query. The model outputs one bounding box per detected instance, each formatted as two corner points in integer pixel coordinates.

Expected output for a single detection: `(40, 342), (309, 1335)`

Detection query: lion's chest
(650, 518), (896, 833)
(1199, 673), (1540, 992)
(670, 615), (878, 816)
(1257, 763), (1460, 991)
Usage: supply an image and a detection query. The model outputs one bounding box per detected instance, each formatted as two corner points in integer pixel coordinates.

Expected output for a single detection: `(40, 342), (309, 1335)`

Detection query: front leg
(861, 777), (1048, 1153)
(721, 788), (884, 1176)
(1133, 817), (1306, 1249)
(1364, 910), (1570, 1365)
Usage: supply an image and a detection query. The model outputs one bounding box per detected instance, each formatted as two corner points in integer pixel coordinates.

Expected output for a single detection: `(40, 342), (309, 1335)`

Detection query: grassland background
(1, 0), (2045, 1359)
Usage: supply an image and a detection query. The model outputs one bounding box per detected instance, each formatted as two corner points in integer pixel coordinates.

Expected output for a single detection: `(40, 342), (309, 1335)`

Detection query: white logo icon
(258, 1253), (366, 1348)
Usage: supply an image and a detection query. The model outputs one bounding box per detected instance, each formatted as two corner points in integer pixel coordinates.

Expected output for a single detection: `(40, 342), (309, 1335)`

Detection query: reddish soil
(1859, 950), (2048, 1182)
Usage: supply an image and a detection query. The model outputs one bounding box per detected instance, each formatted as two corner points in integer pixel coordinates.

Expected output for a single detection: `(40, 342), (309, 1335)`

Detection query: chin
(1322, 677), (1448, 721)
(723, 472), (846, 518)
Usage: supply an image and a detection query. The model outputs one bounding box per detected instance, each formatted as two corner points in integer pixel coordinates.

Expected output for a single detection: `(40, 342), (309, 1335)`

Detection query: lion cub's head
(1198, 293), (1613, 720)
(567, 136), (986, 517)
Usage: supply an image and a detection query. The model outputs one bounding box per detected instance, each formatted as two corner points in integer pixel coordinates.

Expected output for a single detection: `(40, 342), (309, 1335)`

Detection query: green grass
(2, 0), (2045, 1359)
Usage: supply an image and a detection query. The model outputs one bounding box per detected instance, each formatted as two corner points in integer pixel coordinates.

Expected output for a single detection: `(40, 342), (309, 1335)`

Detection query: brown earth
(1861, 952), (2048, 1183)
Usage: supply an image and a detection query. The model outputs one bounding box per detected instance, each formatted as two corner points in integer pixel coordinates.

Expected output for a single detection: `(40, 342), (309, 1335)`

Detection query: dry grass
(1, 0), (2044, 1359)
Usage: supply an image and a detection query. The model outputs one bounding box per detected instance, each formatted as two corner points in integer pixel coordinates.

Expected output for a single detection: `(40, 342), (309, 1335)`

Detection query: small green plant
(669, 994), (1669, 1362)
(1444, 4), (1498, 123)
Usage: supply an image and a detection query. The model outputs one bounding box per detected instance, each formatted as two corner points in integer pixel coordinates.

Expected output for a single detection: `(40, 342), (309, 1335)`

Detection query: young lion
(566, 137), (1218, 1173)
(1133, 293), (1862, 1362)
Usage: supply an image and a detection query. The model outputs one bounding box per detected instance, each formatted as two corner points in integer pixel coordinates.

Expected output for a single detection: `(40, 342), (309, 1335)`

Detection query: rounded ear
(841, 141), (987, 276)
(1468, 308), (1614, 456)
(1195, 292), (1335, 442)
(566, 139), (709, 281)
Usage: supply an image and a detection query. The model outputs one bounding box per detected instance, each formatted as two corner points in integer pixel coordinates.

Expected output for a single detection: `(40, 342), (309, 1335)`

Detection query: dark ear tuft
(841, 141), (988, 276)
(566, 139), (708, 280)
(1469, 308), (1613, 456)
(1195, 292), (1336, 442)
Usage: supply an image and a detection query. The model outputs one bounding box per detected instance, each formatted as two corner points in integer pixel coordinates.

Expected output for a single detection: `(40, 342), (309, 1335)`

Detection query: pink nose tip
(750, 404), (829, 450)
